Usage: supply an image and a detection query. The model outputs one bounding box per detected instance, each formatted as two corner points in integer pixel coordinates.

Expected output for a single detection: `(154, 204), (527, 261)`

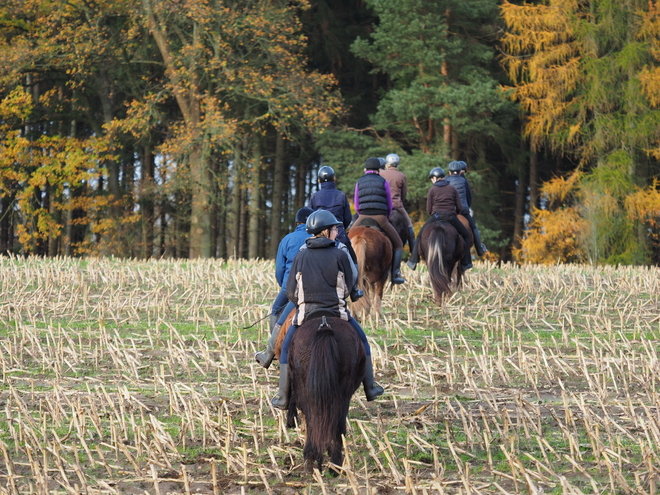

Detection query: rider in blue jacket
(445, 161), (487, 256)
(255, 207), (313, 369)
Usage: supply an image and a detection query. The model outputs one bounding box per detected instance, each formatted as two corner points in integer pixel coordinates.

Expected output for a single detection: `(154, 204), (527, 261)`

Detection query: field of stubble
(0, 256), (659, 494)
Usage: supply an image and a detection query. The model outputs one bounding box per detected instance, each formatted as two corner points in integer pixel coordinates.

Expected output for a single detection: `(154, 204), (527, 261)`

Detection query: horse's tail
(427, 225), (452, 299)
(352, 234), (367, 289)
(305, 317), (342, 464)
(350, 233), (371, 316)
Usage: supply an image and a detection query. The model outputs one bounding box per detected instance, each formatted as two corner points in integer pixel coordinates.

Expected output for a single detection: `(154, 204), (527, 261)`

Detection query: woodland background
(1, 0), (660, 264)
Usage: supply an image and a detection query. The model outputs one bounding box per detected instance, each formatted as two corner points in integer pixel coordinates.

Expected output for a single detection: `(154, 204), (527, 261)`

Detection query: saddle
(306, 308), (337, 321)
(355, 217), (382, 231)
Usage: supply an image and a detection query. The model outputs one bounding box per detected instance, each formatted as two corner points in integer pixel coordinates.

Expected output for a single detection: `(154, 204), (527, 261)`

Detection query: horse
(389, 209), (409, 249)
(285, 314), (365, 471)
(418, 216), (470, 304)
(347, 225), (392, 318)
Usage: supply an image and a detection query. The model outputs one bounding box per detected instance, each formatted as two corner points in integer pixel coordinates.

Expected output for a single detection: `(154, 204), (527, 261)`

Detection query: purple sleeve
(384, 180), (393, 217)
(354, 184), (360, 213)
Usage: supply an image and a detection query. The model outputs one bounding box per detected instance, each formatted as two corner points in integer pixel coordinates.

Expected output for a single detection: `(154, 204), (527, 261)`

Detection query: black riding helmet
(306, 210), (341, 235)
(364, 157), (382, 170)
(318, 165), (335, 182)
(295, 207), (314, 224)
(429, 167), (445, 179)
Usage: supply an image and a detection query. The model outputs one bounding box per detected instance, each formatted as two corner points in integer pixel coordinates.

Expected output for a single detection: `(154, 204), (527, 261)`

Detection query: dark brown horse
(348, 225), (392, 318)
(418, 217), (467, 304)
(286, 315), (365, 471)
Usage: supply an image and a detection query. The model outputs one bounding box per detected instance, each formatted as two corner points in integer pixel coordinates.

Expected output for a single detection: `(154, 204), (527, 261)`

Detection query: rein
(243, 312), (273, 330)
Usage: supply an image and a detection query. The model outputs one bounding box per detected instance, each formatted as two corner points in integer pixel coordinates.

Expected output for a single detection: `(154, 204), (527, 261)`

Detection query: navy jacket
(445, 174), (473, 212)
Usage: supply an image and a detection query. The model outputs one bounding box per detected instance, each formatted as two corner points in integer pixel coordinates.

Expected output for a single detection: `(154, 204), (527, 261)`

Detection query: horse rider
(254, 206), (313, 369)
(309, 165), (357, 263)
(446, 160), (487, 256)
(272, 210), (385, 409)
(379, 153), (415, 251)
(352, 157), (406, 285)
(407, 167), (473, 272)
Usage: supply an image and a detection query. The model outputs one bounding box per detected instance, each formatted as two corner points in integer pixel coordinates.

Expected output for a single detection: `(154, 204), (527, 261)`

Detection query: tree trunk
(248, 138), (262, 259)
(144, 0), (212, 258)
(140, 143), (155, 259)
(229, 143), (244, 258)
(188, 142), (213, 258)
(269, 133), (286, 257)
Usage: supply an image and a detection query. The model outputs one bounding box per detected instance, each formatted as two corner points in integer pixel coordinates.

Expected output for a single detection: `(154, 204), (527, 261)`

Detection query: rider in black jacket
(271, 210), (384, 410)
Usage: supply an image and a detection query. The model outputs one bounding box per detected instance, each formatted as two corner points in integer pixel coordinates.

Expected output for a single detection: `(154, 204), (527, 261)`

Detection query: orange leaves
(515, 206), (587, 264)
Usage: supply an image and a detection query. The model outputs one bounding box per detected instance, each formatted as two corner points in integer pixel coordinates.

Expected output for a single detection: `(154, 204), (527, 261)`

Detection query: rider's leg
(272, 323), (298, 410)
(406, 216), (437, 270)
(464, 212), (487, 256)
(255, 290), (288, 368)
(376, 216), (405, 284)
(449, 216), (473, 270)
(348, 317), (384, 401)
(398, 207), (416, 250)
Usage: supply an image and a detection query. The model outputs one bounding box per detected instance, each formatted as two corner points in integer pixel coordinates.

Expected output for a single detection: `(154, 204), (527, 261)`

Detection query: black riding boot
(363, 357), (384, 401)
(391, 249), (406, 284)
(407, 226), (415, 251)
(255, 318), (280, 369)
(271, 364), (290, 410)
(473, 227), (487, 257)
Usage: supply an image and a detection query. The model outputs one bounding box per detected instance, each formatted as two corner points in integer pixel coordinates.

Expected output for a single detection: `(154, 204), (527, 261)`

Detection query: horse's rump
(348, 226), (392, 318)
(288, 316), (365, 470)
(419, 220), (464, 304)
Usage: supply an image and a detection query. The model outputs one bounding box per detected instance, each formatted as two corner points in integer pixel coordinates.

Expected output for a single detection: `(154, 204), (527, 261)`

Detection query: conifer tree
(502, 0), (660, 264)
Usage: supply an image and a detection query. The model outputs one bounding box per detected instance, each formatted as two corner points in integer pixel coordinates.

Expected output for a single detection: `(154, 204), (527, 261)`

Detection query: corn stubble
(0, 257), (659, 493)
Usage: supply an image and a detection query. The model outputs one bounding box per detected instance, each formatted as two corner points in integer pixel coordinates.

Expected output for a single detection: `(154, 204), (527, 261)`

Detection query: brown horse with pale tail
(347, 225), (392, 318)
(418, 215), (472, 304)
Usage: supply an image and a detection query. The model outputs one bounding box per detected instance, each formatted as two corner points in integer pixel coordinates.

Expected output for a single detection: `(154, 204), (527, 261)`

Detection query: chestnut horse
(286, 315), (365, 471)
(347, 225), (392, 318)
(418, 215), (472, 304)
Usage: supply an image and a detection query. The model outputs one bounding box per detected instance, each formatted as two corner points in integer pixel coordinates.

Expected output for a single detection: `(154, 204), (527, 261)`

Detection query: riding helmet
(448, 161), (462, 173)
(385, 153), (400, 167)
(429, 167), (445, 179)
(295, 206), (314, 224)
(378, 157), (386, 169)
(364, 157), (382, 170)
(318, 165), (335, 182)
(457, 160), (467, 171)
(306, 210), (342, 235)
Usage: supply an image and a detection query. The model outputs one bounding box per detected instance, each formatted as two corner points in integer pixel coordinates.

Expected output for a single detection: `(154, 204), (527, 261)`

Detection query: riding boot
(391, 249), (406, 284)
(406, 238), (419, 270)
(461, 248), (473, 271)
(271, 364), (290, 410)
(407, 226), (415, 251)
(363, 357), (384, 401)
(473, 227), (487, 257)
(255, 320), (281, 369)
